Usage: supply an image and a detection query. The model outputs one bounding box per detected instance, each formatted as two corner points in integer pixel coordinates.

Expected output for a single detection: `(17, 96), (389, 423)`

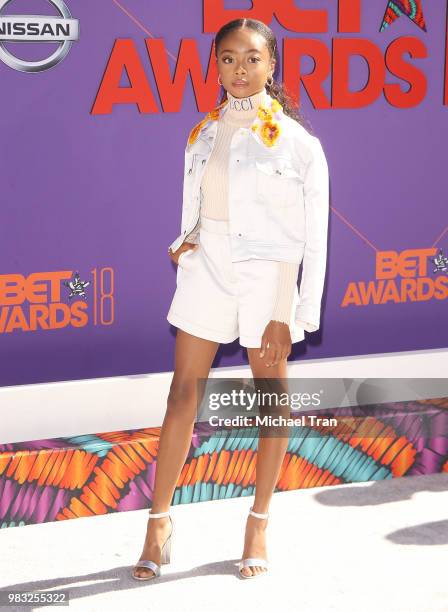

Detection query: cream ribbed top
(185, 89), (299, 326)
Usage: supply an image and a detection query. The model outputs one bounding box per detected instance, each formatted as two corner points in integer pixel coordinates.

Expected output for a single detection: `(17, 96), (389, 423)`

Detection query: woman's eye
(222, 57), (261, 63)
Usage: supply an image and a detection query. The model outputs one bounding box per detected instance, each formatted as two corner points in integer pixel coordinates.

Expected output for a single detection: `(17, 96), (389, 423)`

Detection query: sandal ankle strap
(148, 510), (170, 518)
(249, 506), (269, 520)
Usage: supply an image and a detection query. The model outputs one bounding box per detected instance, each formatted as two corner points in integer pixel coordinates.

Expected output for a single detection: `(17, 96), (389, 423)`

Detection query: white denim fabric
(168, 89), (330, 333)
(167, 216), (305, 347)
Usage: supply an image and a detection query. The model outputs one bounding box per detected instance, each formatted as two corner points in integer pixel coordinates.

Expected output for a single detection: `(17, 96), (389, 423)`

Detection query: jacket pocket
(177, 246), (199, 270)
(186, 153), (201, 177)
(255, 157), (304, 208)
(253, 157), (306, 244)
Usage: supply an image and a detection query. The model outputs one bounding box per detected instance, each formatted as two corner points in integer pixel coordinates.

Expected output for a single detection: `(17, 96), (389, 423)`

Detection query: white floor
(1, 473), (447, 612)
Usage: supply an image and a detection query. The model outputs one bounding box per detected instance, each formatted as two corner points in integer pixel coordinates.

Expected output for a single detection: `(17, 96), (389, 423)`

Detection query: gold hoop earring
(218, 75), (222, 86)
(266, 76), (273, 87)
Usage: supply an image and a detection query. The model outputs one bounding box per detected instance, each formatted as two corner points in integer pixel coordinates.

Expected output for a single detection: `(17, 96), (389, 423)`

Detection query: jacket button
(238, 233), (242, 236)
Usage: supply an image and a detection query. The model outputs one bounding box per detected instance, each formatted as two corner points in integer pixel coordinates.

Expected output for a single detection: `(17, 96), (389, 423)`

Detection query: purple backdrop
(1, 0), (447, 387)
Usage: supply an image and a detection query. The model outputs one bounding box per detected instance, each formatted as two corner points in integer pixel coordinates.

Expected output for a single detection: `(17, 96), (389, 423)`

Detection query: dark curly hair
(214, 18), (313, 134)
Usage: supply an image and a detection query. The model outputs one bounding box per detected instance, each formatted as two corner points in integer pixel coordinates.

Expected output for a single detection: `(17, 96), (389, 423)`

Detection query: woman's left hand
(259, 321), (292, 367)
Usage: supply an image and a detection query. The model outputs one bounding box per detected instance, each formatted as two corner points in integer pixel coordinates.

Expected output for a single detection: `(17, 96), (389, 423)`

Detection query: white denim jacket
(168, 89), (330, 332)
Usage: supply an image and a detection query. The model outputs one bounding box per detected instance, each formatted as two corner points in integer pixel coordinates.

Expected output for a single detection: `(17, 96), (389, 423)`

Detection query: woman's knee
(166, 380), (198, 418)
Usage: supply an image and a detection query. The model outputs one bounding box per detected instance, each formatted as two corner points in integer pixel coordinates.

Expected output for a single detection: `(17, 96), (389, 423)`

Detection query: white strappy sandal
(238, 506), (269, 579)
(132, 509), (173, 581)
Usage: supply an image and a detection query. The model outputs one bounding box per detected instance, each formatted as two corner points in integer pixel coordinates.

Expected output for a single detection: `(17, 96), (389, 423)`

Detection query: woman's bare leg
(133, 329), (220, 578)
(240, 350), (290, 577)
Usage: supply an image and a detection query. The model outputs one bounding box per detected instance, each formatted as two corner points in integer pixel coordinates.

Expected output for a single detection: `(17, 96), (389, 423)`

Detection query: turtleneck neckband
(222, 88), (266, 125)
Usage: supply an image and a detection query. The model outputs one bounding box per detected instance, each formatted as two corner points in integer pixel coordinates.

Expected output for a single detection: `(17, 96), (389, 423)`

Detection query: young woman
(132, 18), (329, 581)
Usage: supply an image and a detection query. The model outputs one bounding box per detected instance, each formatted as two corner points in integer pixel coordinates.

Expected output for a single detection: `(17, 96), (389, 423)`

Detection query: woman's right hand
(168, 242), (199, 266)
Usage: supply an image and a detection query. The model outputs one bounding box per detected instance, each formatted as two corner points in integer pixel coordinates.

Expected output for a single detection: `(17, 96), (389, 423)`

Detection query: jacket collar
(187, 89), (285, 151)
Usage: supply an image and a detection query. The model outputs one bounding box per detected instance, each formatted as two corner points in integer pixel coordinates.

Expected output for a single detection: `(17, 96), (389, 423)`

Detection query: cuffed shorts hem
(167, 311), (239, 344)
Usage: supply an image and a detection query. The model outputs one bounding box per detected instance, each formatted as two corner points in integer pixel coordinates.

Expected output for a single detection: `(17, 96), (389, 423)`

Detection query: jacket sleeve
(185, 217), (201, 244)
(296, 136), (330, 332)
(271, 262), (300, 325)
(168, 146), (192, 253)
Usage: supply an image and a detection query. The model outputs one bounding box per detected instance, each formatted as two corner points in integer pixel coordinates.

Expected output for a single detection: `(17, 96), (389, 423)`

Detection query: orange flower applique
(188, 121), (206, 146)
(260, 120), (281, 147)
(208, 107), (221, 121)
(187, 100), (228, 146)
(251, 98), (283, 147)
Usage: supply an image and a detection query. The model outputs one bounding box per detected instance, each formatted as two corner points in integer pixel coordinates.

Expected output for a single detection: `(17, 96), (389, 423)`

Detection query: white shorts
(167, 216), (305, 348)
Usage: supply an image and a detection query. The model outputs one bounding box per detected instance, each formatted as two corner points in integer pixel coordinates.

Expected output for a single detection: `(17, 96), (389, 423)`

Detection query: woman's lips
(233, 81), (248, 87)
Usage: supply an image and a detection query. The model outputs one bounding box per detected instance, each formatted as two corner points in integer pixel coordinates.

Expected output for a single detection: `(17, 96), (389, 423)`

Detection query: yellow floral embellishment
(260, 121), (281, 147)
(188, 96), (283, 149)
(257, 105), (272, 122)
(251, 97), (283, 147)
(271, 98), (281, 113)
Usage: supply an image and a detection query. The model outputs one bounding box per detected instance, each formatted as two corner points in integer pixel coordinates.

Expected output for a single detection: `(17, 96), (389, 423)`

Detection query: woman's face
(216, 28), (275, 99)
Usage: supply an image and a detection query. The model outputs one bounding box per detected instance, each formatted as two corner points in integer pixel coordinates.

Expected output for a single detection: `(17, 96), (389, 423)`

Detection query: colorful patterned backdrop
(1, 397), (447, 528)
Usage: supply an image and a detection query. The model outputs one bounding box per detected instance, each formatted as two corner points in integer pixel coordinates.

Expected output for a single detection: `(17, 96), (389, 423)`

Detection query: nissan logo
(0, 0), (79, 72)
